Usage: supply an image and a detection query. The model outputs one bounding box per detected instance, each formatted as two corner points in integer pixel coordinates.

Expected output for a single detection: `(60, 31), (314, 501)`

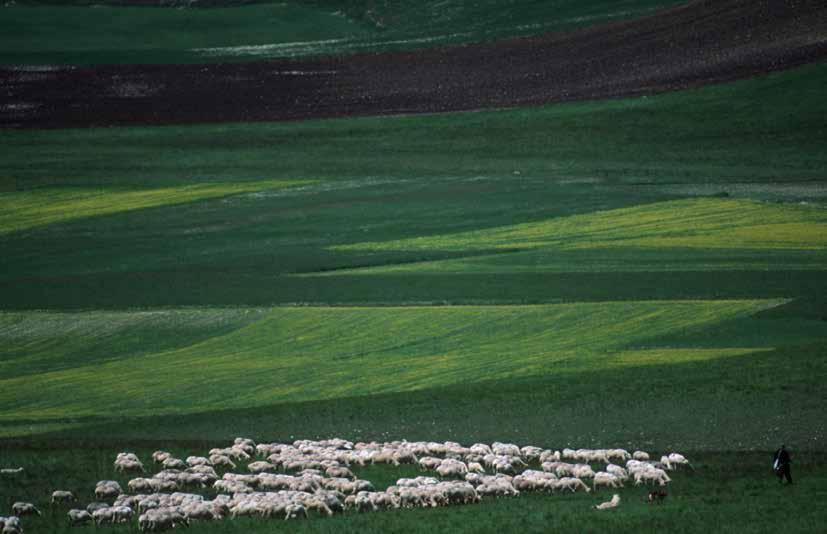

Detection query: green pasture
(2, 65), (826, 309)
(1, 0), (685, 65)
(0, 300), (778, 423)
(4, 61), (826, 190)
(1, 448), (825, 533)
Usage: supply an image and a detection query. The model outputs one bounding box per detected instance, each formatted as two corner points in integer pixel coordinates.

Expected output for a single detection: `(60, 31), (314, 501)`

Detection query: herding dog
(647, 490), (668, 504)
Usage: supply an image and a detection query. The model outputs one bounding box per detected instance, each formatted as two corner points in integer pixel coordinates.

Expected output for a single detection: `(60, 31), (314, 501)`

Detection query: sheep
(633, 468), (671, 486)
(67, 509), (93, 526)
(418, 456), (442, 470)
(632, 451), (650, 461)
(667, 452), (693, 470)
(151, 451), (172, 464)
(11, 503), (40, 517)
(208, 454), (236, 469)
(606, 463), (629, 480)
(607, 449), (631, 461)
(539, 450), (561, 463)
(1, 517), (22, 534)
(436, 459), (468, 478)
(0, 468), (23, 475)
(186, 456), (210, 467)
(86, 502), (109, 514)
(467, 462), (485, 474)
(572, 464), (596, 479)
(593, 472), (623, 491)
(554, 477), (591, 493)
(162, 457), (187, 470)
(115, 452), (145, 473)
(325, 466), (355, 479)
(51, 490), (76, 504)
(247, 461), (276, 474)
(94, 480), (122, 500)
(595, 494), (621, 510)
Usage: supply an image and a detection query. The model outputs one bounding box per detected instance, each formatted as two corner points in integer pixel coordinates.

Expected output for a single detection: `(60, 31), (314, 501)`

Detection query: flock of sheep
(1, 437), (691, 532)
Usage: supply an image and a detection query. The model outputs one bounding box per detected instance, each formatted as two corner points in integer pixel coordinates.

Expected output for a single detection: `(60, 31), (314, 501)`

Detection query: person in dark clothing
(773, 445), (792, 484)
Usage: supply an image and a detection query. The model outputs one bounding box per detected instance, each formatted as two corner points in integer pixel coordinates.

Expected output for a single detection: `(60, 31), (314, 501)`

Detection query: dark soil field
(2, 0), (826, 128)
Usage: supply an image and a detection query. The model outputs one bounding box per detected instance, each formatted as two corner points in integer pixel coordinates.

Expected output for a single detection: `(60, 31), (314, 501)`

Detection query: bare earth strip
(1, 0), (826, 128)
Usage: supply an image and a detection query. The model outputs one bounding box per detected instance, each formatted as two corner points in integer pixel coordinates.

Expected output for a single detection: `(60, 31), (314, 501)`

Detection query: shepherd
(772, 445), (792, 484)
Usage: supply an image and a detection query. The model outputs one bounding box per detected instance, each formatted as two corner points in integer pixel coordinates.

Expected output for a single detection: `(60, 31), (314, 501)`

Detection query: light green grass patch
(0, 180), (311, 234)
(608, 347), (772, 368)
(0, 300), (777, 422)
(332, 198), (827, 256)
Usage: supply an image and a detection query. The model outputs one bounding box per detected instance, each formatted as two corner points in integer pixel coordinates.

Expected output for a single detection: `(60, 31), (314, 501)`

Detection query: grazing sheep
(1, 517), (22, 534)
(595, 494), (621, 510)
(11, 503), (40, 517)
(94, 480), (122, 500)
(208, 454), (236, 469)
(162, 457), (186, 470)
(51, 490), (76, 504)
(0, 468), (23, 475)
(667, 453), (692, 470)
(467, 462), (485, 474)
(593, 472), (623, 491)
(606, 464), (629, 480)
(554, 477), (591, 493)
(632, 451), (650, 461)
(114, 452), (145, 473)
(86, 502), (109, 514)
(151, 451), (172, 464)
(67, 509), (93, 526)
(247, 461), (276, 474)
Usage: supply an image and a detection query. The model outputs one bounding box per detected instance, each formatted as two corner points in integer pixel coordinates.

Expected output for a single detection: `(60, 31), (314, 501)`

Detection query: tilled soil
(1, 0), (826, 129)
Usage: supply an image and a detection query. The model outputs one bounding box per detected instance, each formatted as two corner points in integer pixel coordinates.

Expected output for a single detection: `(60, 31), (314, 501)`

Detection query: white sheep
(0, 468), (23, 475)
(11, 502), (40, 517)
(593, 472), (623, 491)
(1, 516), (22, 534)
(632, 451), (650, 461)
(67, 509), (92, 526)
(595, 494), (621, 510)
(151, 451), (172, 464)
(94, 480), (122, 500)
(51, 490), (76, 504)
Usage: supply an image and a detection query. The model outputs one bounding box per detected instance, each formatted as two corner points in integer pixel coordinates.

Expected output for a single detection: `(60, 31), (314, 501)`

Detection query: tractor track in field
(1, 0), (826, 129)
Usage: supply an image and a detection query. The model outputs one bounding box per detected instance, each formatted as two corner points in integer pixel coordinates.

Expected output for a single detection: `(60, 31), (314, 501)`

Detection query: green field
(1, 9), (826, 531)
(0, 0), (684, 65)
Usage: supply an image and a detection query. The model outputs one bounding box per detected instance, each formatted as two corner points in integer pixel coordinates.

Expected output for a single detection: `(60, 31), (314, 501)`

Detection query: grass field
(1, 7), (826, 530)
(0, 1), (684, 64)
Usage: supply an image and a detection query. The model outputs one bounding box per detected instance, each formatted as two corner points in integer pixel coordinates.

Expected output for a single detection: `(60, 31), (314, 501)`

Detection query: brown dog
(647, 490), (668, 504)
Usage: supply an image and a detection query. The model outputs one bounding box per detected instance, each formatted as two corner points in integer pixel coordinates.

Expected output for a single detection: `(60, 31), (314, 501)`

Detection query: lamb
(11, 502), (40, 517)
(595, 494), (621, 510)
(67, 509), (93, 526)
(51, 490), (76, 504)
